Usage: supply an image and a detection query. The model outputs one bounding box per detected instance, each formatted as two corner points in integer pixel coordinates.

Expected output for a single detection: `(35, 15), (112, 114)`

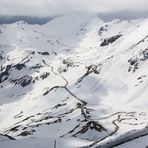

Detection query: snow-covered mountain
(0, 13), (148, 148)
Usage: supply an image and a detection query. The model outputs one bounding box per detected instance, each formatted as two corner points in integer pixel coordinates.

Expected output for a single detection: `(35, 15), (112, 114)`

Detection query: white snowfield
(0, 13), (148, 148)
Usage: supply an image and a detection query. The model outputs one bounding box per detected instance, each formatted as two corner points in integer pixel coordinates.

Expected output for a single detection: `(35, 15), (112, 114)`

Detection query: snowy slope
(0, 13), (148, 147)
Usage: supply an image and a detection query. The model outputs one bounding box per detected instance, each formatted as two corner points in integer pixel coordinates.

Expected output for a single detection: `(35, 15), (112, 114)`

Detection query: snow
(0, 13), (148, 147)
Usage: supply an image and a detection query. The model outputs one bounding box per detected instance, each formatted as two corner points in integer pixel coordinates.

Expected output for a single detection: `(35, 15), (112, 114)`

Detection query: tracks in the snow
(43, 62), (87, 107)
(82, 113), (122, 148)
(81, 111), (148, 148)
(2, 55), (147, 147)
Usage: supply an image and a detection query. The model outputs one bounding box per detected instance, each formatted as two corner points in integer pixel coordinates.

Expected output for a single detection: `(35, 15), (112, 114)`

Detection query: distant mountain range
(0, 16), (55, 25)
(0, 11), (148, 24)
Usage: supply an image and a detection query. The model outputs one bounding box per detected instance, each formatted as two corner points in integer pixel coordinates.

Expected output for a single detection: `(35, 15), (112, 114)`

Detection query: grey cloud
(0, 0), (148, 16)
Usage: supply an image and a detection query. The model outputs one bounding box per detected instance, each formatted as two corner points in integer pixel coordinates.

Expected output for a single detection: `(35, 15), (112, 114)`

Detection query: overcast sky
(0, 0), (148, 17)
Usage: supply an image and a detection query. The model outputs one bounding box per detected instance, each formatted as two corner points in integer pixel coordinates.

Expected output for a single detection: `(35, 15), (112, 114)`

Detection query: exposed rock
(17, 130), (35, 137)
(10, 75), (32, 87)
(38, 51), (50, 55)
(100, 35), (122, 46)
(128, 48), (148, 72)
(13, 63), (26, 70)
(40, 72), (50, 80)
(98, 26), (108, 36)
(0, 65), (11, 83)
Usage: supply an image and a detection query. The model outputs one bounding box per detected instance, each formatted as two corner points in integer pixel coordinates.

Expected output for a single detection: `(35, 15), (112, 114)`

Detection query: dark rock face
(76, 64), (100, 84)
(128, 48), (148, 73)
(0, 56), (50, 87)
(78, 121), (107, 133)
(0, 65), (11, 83)
(142, 48), (148, 60)
(0, 63), (27, 85)
(58, 58), (74, 73)
(40, 72), (50, 80)
(11, 75), (32, 87)
(98, 26), (108, 36)
(17, 129), (35, 137)
(30, 63), (43, 70)
(128, 58), (139, 72)
(13, 63), (26, 70)
(0, 134), (15, 140)
(38, 51), (50, 55)
(100, 35), (122, 46)
(9, 125), (21, 132)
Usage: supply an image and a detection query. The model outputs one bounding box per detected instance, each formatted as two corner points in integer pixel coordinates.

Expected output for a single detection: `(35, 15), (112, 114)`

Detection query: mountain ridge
(0, 13), (148, 148)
